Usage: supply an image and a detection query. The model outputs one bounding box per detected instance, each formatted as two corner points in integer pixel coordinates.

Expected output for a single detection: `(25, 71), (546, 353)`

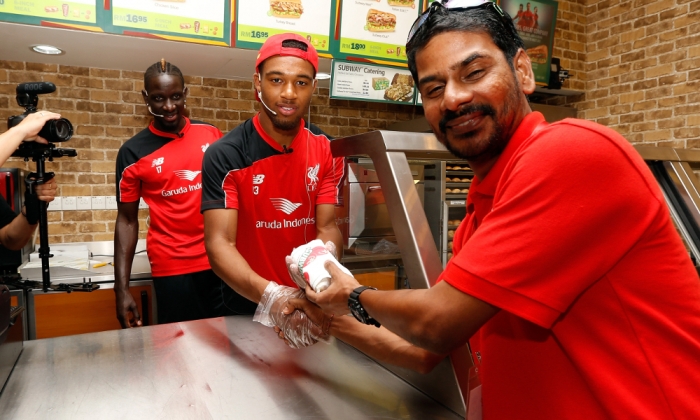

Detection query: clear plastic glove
(285, 240), (338, 290)
(253, 281), (329, 348)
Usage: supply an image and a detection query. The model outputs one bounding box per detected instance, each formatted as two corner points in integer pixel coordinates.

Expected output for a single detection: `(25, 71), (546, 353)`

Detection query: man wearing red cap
(201, 33), (344, 346)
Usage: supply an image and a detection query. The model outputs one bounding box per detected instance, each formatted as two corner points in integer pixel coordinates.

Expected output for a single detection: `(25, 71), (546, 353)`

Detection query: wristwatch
(348, 286), (380, 328)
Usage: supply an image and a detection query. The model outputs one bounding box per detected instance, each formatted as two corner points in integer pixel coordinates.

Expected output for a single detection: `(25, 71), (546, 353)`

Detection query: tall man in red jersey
(305, 1), (700, 418)
(201, 34), (344, 347)
(115, 60), (253, 328)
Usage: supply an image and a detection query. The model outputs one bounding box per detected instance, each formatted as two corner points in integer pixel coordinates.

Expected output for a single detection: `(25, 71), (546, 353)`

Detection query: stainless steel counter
(0, 316), (461, 420)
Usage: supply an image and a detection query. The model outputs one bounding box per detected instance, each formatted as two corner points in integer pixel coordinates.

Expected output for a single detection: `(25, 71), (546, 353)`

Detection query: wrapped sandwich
(367, 9), (396, 32)
(270, 0), (304, 18)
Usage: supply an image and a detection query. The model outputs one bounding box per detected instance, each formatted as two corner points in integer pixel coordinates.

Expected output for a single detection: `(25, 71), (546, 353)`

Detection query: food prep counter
(15, 240), (155, 339)
(0, 316), (462, 420)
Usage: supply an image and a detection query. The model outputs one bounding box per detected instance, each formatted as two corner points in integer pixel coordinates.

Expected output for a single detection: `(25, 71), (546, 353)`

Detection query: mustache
(439, 104), (496, 134)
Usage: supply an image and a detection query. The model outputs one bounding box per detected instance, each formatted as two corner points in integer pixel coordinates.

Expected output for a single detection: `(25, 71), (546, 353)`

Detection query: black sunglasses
(407, 0), (509, 44)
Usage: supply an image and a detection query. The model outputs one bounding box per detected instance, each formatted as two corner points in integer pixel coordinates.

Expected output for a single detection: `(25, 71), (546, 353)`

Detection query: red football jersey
(201, 115), (344, 288)
(117, 118), (223, 276)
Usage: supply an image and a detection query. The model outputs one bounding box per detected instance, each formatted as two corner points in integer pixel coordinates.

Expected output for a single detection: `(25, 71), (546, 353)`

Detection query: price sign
(0, 0), (96, 23)
(112, 0), (227, 40)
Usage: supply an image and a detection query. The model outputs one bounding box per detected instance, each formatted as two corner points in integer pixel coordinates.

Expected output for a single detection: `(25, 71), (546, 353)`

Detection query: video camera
(5, 82), (79, 293)
(7, 82), (73, 145)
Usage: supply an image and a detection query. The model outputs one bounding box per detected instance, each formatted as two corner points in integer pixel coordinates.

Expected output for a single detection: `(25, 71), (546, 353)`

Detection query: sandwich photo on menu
(387, 0), (415, 7)
(366, 9), (396, 32)
(270, 0), (304, 18)
(384, 73), (414, 101)
(526, 44), (548, 64)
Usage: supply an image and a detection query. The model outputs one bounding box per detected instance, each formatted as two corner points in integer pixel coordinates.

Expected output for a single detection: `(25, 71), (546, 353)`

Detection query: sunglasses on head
(407, 0), (509, 44)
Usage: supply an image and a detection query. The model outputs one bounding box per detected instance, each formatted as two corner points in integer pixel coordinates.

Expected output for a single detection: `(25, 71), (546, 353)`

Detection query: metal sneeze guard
(331, 130), (470, 417)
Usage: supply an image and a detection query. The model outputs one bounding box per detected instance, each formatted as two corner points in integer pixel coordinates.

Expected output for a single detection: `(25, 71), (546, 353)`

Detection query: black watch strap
(348, 286), (380, 328)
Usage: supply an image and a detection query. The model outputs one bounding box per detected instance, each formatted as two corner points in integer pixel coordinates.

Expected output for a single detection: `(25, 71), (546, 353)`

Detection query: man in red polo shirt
(305, 0), (700, 418)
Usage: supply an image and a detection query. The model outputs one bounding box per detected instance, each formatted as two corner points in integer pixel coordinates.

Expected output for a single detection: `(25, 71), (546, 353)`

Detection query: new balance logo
(253, 175), (265, 185)
(201, 143), (210, 152)
(152, 157), (164, 167)
(271, 198), (302, 215)
(173, 170), (201, 181)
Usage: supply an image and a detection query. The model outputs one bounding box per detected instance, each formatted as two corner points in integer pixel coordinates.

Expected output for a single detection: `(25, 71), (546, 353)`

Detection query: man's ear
(141, 89), (149, 104)
(253, 73), (262, 92)
(513, 48), (536, 95)
(183, 86), (189, 99)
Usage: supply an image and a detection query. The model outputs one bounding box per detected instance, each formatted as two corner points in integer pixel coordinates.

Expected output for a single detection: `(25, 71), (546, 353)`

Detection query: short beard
(437, 87), (518, 161)
(272, 115), (301, 131)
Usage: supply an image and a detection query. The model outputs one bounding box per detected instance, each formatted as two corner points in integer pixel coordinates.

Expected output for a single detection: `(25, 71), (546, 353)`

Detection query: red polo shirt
(443, 112), (700, 419)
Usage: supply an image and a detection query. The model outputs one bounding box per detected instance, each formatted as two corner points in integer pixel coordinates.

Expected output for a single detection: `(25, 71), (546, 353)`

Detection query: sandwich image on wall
(384, 73), (414, 101)
(367, 9), (397, 32)
(372, 77), (390, 90)
(387, 0), (415, 7)
(526, 44), (548, 64)
(270, 0), (304, 18)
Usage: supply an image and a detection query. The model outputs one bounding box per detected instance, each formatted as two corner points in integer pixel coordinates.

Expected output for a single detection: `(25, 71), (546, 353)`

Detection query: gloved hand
(253, 281), (329, 348)
(285, 241), (338, 289)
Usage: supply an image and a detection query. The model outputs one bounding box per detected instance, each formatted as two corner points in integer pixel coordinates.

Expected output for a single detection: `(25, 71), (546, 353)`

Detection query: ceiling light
(316, 72), (331, 80)
(31, 45), (64, 55)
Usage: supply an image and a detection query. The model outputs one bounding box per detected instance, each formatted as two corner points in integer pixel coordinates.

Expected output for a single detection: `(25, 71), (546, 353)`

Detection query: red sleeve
(117, 164), (141, 203)
(316, 153), (345, 205)
(443, 123), (664, 328)
(222, 170), (240, 210)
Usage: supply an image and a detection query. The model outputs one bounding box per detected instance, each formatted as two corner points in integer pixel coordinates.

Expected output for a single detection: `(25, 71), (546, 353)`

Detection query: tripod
(13, 143), (98, 293)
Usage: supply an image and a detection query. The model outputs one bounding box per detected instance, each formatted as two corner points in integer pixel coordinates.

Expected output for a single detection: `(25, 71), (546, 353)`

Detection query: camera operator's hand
(33, 178), (57, 203)
(11, 111), (61, 144)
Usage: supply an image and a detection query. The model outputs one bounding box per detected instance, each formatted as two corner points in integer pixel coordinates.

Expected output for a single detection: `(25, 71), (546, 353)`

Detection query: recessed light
(31, 45), (64, 55)
(316, 72), (331, 80)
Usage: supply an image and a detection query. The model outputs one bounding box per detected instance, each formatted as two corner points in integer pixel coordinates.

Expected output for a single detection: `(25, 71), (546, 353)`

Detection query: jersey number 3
(253, 186), (259, 195)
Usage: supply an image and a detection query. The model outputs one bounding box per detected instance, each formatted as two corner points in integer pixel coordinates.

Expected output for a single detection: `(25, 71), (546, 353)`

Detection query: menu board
(330, 60), (415, 104)
(499, 0), (558, 85)
(112, 0), (226, 40)
(337, 0), (420, 62)
(235, 0), (333, 53)
(0, 0), (96, 23)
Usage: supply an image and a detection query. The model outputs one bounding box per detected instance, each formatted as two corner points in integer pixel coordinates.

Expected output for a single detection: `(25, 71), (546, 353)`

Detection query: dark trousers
(152, 269), (257, 325)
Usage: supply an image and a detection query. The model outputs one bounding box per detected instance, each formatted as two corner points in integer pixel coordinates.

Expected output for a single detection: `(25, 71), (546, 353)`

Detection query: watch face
(349, 300), (366, 324)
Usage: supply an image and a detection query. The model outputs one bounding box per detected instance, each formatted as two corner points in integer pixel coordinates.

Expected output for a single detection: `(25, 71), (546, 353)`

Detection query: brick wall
(0, 61), (423, 244)
(554, 0), (700, 148)
(4, 0), (700, 243)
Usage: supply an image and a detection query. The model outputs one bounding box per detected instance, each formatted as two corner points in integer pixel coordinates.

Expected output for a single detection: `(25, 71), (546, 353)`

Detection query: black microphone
(283, 145), (294, 154)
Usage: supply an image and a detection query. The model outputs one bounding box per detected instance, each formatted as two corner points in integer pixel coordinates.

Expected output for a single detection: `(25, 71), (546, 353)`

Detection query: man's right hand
(115, 288), (142, 328)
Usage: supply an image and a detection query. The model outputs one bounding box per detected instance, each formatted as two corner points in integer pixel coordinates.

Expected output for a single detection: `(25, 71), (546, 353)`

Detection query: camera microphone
(283, 145), (294, 154)
(257, 90), (277, 116)
(9, 81), (73, 143)
(148, 106), (164, 118)
(17, 82), (56, 96)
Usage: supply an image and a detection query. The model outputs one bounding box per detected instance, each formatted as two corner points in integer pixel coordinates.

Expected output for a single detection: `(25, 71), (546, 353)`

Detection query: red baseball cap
(255, 33), (319, 74)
